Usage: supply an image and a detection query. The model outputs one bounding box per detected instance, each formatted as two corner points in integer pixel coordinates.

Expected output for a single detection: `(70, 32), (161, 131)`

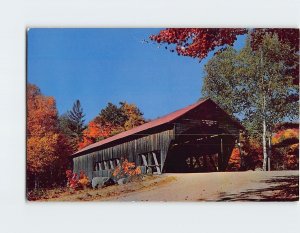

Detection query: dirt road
(105, 170), (299, 201)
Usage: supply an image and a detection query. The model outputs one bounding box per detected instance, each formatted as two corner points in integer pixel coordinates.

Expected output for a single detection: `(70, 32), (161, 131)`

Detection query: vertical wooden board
(83, 154), (87, 174)
(161, 149), (166, 170)
(82, 156), (85, 172)
(141, 154), (147, 166)
(73, 128), (176, 177)
(84, 155), (87, 172)
(78, 157), (82, 173)
(88, 153), (94, 179)
(152, 152), (161, 174)
(79, 155), (83, 173)
(78, 156), (82, 173)
(73, 157), (78, 174)
(77, 156), (81, 173)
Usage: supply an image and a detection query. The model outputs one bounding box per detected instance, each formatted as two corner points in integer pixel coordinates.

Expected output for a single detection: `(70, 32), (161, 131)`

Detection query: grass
(29, 175), (176, 201)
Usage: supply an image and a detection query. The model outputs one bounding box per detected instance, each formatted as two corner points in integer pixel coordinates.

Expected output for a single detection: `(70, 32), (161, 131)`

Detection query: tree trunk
(262, 117), (268, 171)
(268, 136), (271, 171)
(34, 176), (39, 190)
(260, 48), (268, 172)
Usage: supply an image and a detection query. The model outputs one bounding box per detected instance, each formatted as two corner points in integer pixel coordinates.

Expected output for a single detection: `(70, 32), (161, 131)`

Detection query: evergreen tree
(66, 100), (86, 142)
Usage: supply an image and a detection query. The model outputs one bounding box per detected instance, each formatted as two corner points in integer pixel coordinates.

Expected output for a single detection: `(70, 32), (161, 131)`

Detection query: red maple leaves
(150, 28), (247, 59)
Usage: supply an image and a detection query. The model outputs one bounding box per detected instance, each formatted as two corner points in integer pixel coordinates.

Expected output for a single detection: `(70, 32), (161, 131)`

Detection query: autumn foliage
(272, 128), (299, 146)
(151, 28), (299, 85)
(150, 28), (247, 59)
(78, 121), (110, 149)
(112, 159), (142, 181)
(79, 102), (146, 149)
(66, 170), (90, 190)
(27, 84), (73, 189)
(271, 128), (299, 170)
(150, 28), (298, 58)
(227, 148), (241, 171)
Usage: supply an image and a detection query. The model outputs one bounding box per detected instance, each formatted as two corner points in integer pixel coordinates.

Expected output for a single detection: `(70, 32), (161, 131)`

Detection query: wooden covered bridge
(71, 98), (244, 179)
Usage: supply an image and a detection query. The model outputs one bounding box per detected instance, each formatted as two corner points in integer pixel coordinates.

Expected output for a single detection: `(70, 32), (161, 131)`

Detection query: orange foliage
(271, 128), (299, 170)
(65, 170), (90, 190)
(112, 159), (141, 180)
(78, 171), (90, 188)
(27, 84), (72, 182)
(78, 121), (113, 149)
(27, 96), (58, 137)
(78, 102), (146, 150)
(272, 128), (299, 145)
(227, 148), (241, 171)
(27, 84), (60, 174)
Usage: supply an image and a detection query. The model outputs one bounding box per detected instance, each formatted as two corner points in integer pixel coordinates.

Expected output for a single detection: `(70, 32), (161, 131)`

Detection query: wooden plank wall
(176, 101), (241, 137)
(73, 129), (175, 179)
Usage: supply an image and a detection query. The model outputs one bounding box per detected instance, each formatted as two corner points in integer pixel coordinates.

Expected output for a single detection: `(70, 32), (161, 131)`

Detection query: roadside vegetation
(27, 28), (299, 200)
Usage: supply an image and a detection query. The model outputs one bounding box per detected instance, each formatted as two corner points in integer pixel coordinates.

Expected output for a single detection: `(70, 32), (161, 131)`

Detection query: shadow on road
(218, 175), (299, 201)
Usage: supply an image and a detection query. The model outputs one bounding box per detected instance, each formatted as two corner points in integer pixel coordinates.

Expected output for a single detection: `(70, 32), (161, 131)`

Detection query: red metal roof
(73, 98), (209, 156)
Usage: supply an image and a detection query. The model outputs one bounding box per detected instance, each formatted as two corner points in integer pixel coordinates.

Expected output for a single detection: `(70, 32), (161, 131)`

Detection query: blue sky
(27, 28), (246, 122)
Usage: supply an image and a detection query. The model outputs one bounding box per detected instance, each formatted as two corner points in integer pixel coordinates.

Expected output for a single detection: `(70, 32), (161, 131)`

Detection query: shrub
(78, 171), (90, 189)
(112, 159), (142, 182)
(65, 170), (90, 190)
(227, 148), (241, 171)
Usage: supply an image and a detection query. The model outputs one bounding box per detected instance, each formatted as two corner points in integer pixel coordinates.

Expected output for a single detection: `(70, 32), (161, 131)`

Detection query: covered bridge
(71, 98), (244, 179)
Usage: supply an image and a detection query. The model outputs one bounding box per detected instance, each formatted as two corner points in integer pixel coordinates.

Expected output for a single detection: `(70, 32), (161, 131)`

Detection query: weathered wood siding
(72, 99), (243, 178)
(73, 129), (175, 179)
(175, 100), (242, 137)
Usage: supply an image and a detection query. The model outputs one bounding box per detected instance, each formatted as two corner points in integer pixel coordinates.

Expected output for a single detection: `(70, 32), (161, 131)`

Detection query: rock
(92, 177), (110, 189)
(104, 178), (116, 187)
(117, 177), (129, 185)
(92, 177), (116, 189)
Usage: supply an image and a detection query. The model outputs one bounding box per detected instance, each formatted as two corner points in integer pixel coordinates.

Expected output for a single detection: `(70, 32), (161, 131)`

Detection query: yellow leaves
(122, 102), (146, 131)
(289, 143), (299, 152)
(78, 171), (90, 188)
(272, 128), (299, 145)
(27, 87), (59, 137)
(26, 84), (72, 176)
(27, 132), (60, 173)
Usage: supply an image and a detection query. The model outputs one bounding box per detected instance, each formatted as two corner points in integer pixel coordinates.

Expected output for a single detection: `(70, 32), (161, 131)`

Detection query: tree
(78, 121), (111, 149)
(120, 102), (146, 130)
(150, 28), (299, 56)
(95, 102), (127, 127)
(58, 113), (79, 151)
(271, 126), (299, 170)
(27, 84), (73, 189)
(202, 34), (299, 170)
(79, 102), (146, 149)
(150, 28), (299, 85)
(150, 28), (247, 59)
(59, 100), (86, 151)
(67, 100), (86, 141)
(94, 101), (146, 134)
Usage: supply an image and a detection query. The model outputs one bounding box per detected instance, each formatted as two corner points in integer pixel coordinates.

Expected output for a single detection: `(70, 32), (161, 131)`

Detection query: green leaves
(203, 33), (299, 140)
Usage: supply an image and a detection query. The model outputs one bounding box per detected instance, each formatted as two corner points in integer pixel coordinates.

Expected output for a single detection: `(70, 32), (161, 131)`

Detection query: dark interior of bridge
(163, 124), (236, 173)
